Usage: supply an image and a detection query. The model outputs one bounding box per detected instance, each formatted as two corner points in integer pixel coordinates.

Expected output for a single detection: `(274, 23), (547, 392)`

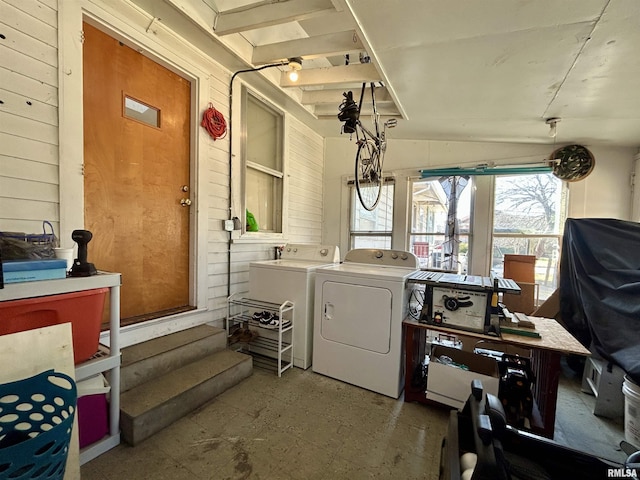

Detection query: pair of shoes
(262, 316), (291, 330)
(238, 328), (258, 343)
(252, 311), (274, 323)
(229, 327), (243, 342)
(252, 311), (291, 329)
(229, 327), (259, 343)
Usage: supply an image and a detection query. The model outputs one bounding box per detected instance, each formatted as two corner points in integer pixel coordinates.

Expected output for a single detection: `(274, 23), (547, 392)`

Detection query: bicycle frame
(340, 82), (397, 210)
(354, 83), (385, 154)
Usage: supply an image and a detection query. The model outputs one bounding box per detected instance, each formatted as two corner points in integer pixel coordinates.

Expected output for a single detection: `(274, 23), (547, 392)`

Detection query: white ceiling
(135, 0), (640, 147)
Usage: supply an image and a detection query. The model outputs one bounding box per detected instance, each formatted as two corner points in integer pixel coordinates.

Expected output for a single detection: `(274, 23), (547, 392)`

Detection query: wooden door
(82, 23), (192, 324)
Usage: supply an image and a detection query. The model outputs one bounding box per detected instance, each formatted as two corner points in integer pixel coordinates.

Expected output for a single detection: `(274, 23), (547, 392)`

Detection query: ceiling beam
(280, 63), (380, 87)
(214, 0), (337, 36)
(302, 87), (392, 105)
(252, 30), (362, 65)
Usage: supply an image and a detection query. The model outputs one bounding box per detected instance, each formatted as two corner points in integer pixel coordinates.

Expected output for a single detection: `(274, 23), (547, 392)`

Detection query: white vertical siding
(287, 118), (324, 243)
(2, 0), (325, 335)
(0, 0), (59, 234)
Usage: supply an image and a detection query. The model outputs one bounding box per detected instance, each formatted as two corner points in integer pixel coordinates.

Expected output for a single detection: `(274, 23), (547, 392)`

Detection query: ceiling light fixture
(288, 57), (302, 82)
(546, 117), (561, 138)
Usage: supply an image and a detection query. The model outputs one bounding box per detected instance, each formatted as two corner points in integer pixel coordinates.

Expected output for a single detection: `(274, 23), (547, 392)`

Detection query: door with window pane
(83, 23), (191, 325)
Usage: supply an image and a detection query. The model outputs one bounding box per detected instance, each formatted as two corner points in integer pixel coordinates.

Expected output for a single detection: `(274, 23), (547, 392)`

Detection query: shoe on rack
(261, 314), (292, 330)
(229, 327), (243, 343)
(238, 327), (259, 343)
(258, 311), (276, 326)
(253, 311), (270, 322)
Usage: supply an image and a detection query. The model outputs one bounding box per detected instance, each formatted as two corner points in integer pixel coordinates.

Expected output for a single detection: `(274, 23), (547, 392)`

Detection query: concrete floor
(81, 359), (628, 480)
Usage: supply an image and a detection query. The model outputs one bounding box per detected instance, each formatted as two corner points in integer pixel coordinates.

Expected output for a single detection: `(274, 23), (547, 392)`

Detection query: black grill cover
(560, 218), (640, 384)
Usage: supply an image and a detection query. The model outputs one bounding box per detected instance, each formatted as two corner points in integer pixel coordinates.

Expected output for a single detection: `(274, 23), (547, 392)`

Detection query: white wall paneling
(0, 0), (60, 234)
(0, 0), (327, 344)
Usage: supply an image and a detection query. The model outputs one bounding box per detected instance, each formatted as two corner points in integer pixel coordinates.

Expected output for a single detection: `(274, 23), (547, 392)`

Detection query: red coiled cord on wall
(200, 103), (227, 140)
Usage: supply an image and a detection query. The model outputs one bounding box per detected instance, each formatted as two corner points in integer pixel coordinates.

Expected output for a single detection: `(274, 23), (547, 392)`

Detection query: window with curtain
(350, 182), (394, 249)
(243, 90), (284, 233)
(409, 176), (472, 272)
(491, 173), (568, 301)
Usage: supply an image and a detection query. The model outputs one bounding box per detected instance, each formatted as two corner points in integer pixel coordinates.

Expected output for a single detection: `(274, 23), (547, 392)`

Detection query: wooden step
(120, 324), (227, 393)
(120, 349), (252, 445)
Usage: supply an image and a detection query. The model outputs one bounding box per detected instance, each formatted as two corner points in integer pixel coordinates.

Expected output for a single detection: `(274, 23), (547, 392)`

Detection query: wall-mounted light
(546, 117), (561, 138)
(288, 57), (302, 82)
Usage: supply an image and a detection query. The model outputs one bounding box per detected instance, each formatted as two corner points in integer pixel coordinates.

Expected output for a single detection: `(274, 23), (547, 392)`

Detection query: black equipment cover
(560, 218), (640, 384)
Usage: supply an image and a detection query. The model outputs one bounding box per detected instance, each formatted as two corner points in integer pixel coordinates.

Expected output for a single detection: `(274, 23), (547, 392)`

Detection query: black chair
(440, 379), (636, 480)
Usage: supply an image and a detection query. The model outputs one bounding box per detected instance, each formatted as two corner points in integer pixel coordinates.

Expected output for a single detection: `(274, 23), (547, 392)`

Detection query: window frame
(408, 176), (474, 272)
(348, 179), (395, 250)
(490, 172), (569, 301)
(237, 87), (287, 241)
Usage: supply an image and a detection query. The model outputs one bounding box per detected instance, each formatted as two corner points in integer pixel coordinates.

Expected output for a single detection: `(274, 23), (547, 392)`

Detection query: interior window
(243, 91), (284, 233)
(409, 177), (472, 272)
(491, 173), (567, 302)
(350, 183), (394, 249)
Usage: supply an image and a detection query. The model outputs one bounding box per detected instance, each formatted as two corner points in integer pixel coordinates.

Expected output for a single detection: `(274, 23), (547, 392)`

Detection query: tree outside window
(492, 173), (567, 301)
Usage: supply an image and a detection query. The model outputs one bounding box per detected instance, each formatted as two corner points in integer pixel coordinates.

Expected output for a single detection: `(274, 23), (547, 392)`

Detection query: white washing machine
(312, 249), (419, 398)
(249, 244), (340, 369)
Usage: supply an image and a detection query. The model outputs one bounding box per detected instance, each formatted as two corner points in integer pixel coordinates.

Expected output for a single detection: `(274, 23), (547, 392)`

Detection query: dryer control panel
(344, 249), (419, 268)
(281, 244), (340, 262)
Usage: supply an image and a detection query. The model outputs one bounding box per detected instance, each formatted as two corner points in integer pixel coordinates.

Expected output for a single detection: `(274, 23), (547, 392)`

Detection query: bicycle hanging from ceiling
(338, 82), (397, 211)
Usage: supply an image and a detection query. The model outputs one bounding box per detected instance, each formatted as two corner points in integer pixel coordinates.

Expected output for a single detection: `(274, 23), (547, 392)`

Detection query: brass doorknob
(180, 198), (192, 207)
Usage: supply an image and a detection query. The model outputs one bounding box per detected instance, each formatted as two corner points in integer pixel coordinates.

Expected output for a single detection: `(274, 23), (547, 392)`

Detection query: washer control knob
(391, 252), (398, 259)
(375, 250), (383, 259)
(320, 248), (328, 256)
(401, 253), (408, 260)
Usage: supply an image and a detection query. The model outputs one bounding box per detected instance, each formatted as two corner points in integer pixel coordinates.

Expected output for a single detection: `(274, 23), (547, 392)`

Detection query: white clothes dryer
(249, 244), (340, 369)
(312, 249), (419, 398)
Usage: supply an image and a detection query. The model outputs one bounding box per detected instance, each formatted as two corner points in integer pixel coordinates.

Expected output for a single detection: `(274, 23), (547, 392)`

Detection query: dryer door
(320, 281), (392, 353)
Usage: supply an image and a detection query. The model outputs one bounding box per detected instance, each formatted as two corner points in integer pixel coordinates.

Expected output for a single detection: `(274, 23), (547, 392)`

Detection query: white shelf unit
(0, 272), (122, 464)
(226, 294), (294, 377)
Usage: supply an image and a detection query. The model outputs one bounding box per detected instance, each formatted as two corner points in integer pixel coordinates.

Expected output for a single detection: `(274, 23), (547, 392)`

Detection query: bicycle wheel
(355, 138), (383, 211)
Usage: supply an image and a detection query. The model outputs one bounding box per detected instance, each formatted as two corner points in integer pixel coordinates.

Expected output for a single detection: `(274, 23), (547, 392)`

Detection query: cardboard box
(503, 281), (537, 315)
(427, 345), (500, 409)
(504, 254), (536, 283)
(531, 288), (561, 321)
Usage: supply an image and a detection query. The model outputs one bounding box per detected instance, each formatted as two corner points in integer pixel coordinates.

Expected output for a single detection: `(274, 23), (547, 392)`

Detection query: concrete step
(120, 349), (252, 446)
(120, 325), (227, 393)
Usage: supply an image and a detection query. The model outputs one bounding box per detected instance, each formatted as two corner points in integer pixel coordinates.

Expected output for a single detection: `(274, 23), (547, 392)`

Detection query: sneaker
(261, 315), (292, 330)
(259, 311), (277, 326)
(252, 311), (270, 322)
